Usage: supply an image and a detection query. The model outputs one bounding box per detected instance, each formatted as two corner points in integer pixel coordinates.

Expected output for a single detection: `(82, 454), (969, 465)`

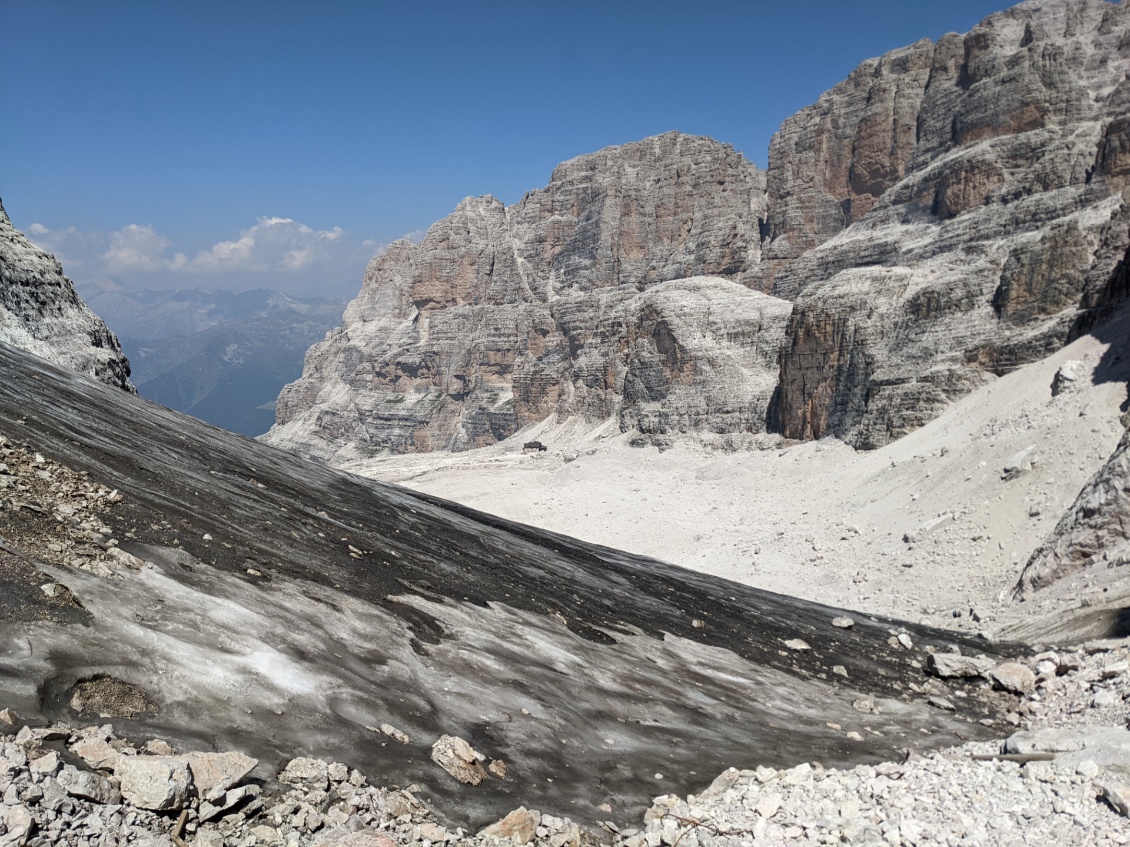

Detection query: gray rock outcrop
(0, 197), (133, 392)
(270, 0), (1130, 459)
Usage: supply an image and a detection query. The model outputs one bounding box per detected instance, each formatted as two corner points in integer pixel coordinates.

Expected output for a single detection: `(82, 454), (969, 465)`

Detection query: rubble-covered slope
(0, 197), (133, 392)
(0, 340), (1019, 829)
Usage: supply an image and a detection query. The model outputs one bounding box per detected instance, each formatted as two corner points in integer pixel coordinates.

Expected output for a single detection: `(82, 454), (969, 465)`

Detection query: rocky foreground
(1, 637), (1128, 847)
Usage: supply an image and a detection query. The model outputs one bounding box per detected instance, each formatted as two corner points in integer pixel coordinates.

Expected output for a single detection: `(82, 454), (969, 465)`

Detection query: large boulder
(114, 756), (192, 811)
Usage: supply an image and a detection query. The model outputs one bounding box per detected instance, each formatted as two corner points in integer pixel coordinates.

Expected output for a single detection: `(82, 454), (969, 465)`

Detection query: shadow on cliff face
(1014, 231), (1130, 638)
(1072, 216), (1130, 401)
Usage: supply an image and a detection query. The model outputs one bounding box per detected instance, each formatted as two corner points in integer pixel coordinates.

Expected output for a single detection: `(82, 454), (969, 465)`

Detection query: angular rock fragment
(378, 723), (410, 744)
(989, 662), (1037, 694)
(279, 756), (329, 789)
(70, 737), (120, 770)
(1051, 360), (1083, 397)
(430, 735), (488, 785)
(56, 764), (120, 804)
(479, 806), (541, 843)
(114, 755), (191, 810)
(199, 784), (260, 822)
(27, 751), (58, 776)
(1102, 781), (1130, 817)
(1002, 446), (1038, 481)
(185, 750), (257, 801)
(0, 804), (31, 847)
(925, 652), (994, 679)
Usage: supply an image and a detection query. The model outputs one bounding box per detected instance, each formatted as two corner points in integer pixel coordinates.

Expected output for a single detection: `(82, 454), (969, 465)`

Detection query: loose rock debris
(0, 638), (1128, 845)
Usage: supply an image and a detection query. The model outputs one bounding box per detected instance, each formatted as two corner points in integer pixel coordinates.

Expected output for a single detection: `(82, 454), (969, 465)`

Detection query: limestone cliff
(0, 197), (133, 392)
(269, 133), (781, 459)
(270, 0), (1130, 461)
(768, 0), (1130, 447)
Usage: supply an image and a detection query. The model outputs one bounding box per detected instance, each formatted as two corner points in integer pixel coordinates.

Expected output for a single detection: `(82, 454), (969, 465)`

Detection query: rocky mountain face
(269, 133), (779, 460)
(0, 198), (133, 392)
(768, 0), (1130, 447)
(268, 0), (1130, 464)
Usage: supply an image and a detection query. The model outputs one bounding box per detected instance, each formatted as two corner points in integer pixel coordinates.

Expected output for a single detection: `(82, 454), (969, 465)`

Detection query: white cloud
(102, 224), (188, 273)
(23, 216), (386, 298)
(186, 217), (349, 274)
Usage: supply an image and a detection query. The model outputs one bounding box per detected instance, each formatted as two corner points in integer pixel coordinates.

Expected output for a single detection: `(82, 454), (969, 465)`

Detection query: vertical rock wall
(0, 198), (133, 392)
(769, 0), (1130, 447)
(269, 133), (782, 460)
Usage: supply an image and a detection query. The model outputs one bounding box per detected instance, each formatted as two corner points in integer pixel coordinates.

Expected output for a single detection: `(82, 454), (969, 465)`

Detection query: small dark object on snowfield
(523, 441), (547, 452)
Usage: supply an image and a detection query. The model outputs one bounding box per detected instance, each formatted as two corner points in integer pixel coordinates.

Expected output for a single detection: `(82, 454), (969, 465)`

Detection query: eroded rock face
(0, 197), (133, 392)
(1016, 418), (1130, 596)
(269, 133), (779, 459)
(769, 0), (1130, 446)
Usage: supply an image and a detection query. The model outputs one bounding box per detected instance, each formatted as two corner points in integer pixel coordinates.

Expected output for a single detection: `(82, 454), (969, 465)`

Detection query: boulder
(479, 807), (541, 843)
(1002, 446), (1039, 481)
(114, 755), (192, 811)
(279, 756), (329, 789)
(925, 652), (994, 679)
(185, 751), (257, 801)
(988, 662), (1037, 694)
(430, 735), (488, 786)
(1051, 360), (1083, 396)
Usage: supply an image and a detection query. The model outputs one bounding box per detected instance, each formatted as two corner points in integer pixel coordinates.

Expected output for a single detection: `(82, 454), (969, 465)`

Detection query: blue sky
(2, 0), (1023, 298)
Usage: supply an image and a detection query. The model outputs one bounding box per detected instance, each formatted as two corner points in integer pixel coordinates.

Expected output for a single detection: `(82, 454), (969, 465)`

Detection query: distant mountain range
(79, 283), (344, 436)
